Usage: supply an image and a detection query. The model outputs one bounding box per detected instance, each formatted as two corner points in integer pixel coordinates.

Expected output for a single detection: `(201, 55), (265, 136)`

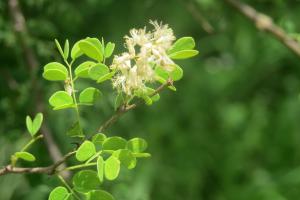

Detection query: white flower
(111, 21), (176, 96)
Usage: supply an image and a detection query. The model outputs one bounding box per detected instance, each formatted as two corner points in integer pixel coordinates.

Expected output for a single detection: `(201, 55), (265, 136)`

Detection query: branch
(183, 0), (214, 34)
(8, 0), (69, 178)
(224, 0), (300, 57)
(98, 79), (173, 132)
(0, 151), (75, 176)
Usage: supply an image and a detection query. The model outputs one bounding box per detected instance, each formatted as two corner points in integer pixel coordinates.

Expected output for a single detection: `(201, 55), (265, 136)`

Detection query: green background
(1, 0), (300, 199)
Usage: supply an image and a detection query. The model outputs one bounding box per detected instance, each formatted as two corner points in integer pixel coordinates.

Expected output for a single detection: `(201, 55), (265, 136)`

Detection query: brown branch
(98, 79), (173, 132)
(8, 0), (69, 178)
(0, 151), (75, 176)
(224, 0), (300, 57)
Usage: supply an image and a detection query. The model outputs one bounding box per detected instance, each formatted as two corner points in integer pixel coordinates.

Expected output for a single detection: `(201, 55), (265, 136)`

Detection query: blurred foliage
(1, 0), (300, 199)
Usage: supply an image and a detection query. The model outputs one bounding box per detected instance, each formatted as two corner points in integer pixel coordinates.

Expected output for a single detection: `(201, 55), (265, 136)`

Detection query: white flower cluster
(111, 21), (176, 96)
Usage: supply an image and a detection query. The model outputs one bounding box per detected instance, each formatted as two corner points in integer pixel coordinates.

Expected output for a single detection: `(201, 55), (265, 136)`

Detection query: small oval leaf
(43, 62), (68, 81)
(169, 50), (199, 59)
(168, 37), (196, 54)
(88, 63), (109, 80)
(78, 40), (103, 62)
(32, 113), (43, 136)
(92, 133), (107, 150)
(49, 91), (73, 109)
(104, 42), (115, 58)
(48, 186), (69, 200)
(75, 61), (96, 78)
(76, 141), (96, 162)
(15, 151), (36, 162)
(97, 156), (104, 182)
(86, 190), (115, 200)
(79, 87), (101, 105)
(113, 149), (137, 169)
(104, 156), (120, 181)
(102, 137), (127, 151)
(71, 41), (83, 60)
(73, 170), (101, 193)
(126, 138), (148, 153)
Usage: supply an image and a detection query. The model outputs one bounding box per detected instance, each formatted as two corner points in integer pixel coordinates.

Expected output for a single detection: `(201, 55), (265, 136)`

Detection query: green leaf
(92, 133), (107, 150)
(43, 69), (68, 81)
(102, 137), (127, 151)
(48, 186), (69, 200)
(96, 71), (115, 83)
(126, 138), (148, 153)
(104, 42), (115, 58)
(78, 40), (103, 62)
(49, 91), (73, 110)
(169, 65), (183, 81)
(75, 61), (96, 78)
(97, 156), (104, 182)
(113, 149), (137, 169)
(132, 152), (151, 158)
(169, 50), (199, 59)
(79, 87), (101, 105)
(15, 151), (36, 162)
(73, 170), (101, 193)
(55, 39), (65, 59)
(155, 66), (168, 84)
(76, 140), (96, 162)
(104, 156), (120, 181)
(88, 63), (109, 80)
(85, 37), (104, 55)
(63, 39), (69, 60)
(146, 87), (160, 102)
(67, 121), (84, 137)
(31, 112), (43, 136)
(43, 62), (68, 81)
(86, 190), (115, 200)
(168, 37), (196, 54)
(71, 41), (83, 60)
(26, 116), (33, 136)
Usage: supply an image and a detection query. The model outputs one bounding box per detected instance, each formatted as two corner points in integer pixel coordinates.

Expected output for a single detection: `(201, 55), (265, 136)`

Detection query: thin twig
(183, 0), (214, 34)
(98, 79), (173, 132)
(224, 0), (300, 57)
(0, 151), (75, 176)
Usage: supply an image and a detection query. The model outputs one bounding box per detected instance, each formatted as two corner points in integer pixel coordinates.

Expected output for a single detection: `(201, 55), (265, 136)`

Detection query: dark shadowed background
(1, 0), (300, 199)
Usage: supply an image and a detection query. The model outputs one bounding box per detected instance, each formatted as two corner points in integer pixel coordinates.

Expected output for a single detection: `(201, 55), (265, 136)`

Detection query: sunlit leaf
(102, 137), (127, 150)
(126, 138), (148, 153)
(79, 87), (101, 105)
(63, 39), (69, 60)
(97, 156), (104, 182)
(76, 140), (96, 162)
(104, 156), (120, 181)
(113, 149), (137, 169)
(48, 186), (69, 200)
(78, 40), (103, 62)
(168, 37), (196, 54)
(104, 42), (115, 58)
(49, 91), (73, 109)
(15, 151), (36, 162)
(75, 61), (95, 78)
(71, 41), (83, 60)
(169, 50), (199, 59)
(88, 63), (109, 80)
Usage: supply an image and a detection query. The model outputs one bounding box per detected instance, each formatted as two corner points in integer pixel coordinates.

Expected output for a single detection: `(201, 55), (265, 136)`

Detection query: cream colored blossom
(112, 21), (176, 95)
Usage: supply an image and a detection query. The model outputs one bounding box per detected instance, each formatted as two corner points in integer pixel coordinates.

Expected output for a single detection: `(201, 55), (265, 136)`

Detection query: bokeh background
(1, 0), (300, 199)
